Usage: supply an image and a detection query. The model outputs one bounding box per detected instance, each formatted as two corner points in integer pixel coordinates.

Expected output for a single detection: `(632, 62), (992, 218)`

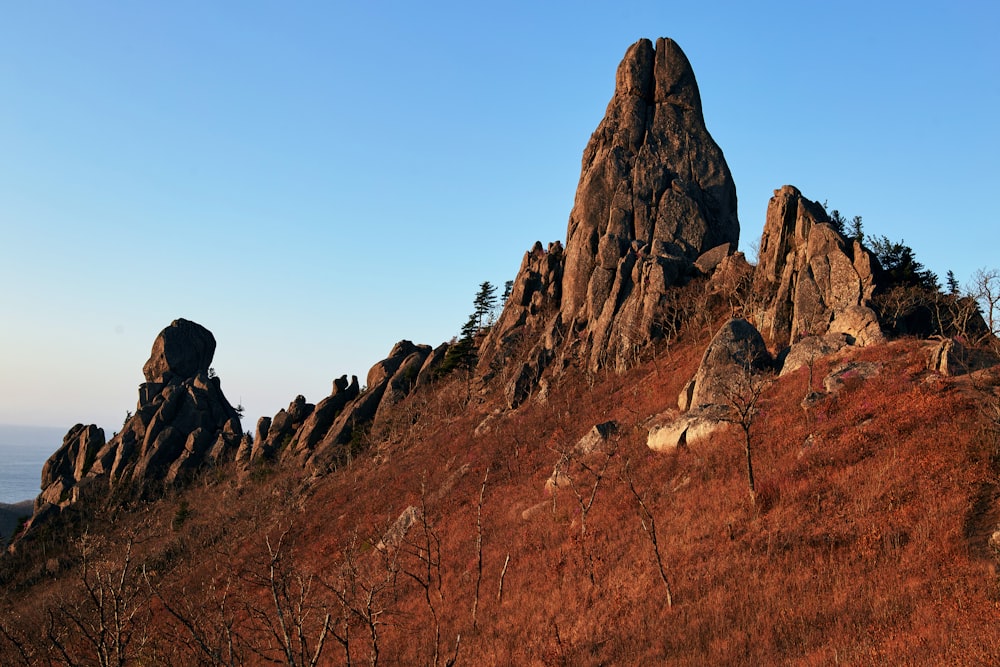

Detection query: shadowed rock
(680, 318), (772, 411)
(30, 319), (243, 526)
(142, 318), (216, 383)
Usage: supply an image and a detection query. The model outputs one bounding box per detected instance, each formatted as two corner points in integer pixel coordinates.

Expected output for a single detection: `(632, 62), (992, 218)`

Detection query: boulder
(575, 421), (618, 456)
(545, 421), (618, 490)
(823, 361), (881, 394)
(779, 334), (851, 377)
(684, 319), (772, 410)
(648, 406), (730, 452)
(830, 305), (884, 347)
(927, 337), (1000, 377)
(142, 318), (216, 383)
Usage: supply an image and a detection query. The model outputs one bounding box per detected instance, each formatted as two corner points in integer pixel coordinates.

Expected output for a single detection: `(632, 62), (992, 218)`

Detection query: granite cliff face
(481, 37), (740, 404)
(756, 185), (883, 349)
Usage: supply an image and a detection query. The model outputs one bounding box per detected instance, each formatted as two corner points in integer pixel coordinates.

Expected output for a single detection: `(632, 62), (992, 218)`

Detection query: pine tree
(868, 235), (939, 291)
(828, 210), (847, 235)
(849, 216), (864, 243)
(501, 280), (514, 306)
(946, 270), (960, 295)
(473, 281), (498, 329)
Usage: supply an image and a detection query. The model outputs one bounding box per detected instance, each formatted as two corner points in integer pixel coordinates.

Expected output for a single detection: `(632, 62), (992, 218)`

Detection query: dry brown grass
(3, 334), (1000, 665)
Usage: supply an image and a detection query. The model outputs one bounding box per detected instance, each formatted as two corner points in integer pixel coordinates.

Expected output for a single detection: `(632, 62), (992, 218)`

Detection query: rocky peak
(481, 37), (740, 402)
(561, 37), (738, 329)
(756, 186), (883, 350)
(27, 319), (243, 533)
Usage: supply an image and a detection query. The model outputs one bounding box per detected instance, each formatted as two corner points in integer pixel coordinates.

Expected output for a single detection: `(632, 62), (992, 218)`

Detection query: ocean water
(0, 424), (64, 505)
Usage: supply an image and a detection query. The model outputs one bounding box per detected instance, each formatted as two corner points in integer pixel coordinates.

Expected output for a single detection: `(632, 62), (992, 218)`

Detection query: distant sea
(0, 424), (64, 505)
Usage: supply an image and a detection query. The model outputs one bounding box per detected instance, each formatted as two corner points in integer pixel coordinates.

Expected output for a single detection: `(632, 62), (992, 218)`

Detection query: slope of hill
(2, 328), (999, 664)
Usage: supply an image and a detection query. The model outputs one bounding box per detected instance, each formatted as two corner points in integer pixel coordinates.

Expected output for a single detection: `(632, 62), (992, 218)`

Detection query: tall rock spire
(480, 38), (740, 404)
(560, 37), (739, 328)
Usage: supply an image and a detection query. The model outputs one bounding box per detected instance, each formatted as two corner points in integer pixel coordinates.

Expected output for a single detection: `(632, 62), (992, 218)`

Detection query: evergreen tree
(868, 235), (939, 291)
(849, 215), (864, 243)
(473, 281), (498, 329)
(501, 280), (514, 306)
(828, 210), (847, 236)
(946, 270), (960, 295)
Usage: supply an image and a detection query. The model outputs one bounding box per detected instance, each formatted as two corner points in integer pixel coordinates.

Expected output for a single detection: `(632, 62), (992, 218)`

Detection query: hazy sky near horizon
(1, 1), (998, 433)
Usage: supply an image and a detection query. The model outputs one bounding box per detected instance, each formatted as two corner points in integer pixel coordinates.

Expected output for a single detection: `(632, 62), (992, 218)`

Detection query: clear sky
(1, 1), (998, 433)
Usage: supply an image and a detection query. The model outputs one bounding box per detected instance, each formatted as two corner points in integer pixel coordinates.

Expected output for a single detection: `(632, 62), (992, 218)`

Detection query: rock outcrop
(481, 37), (740, 403)
(756, 186), (883, 350)
(244, 340), (440, 475)
(33, 319), (244, 517)
(562, 37), (739, 372)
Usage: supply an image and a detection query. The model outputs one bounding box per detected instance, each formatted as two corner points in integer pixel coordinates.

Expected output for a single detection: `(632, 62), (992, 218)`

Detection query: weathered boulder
(823, 361), (881, 394)
(141, 318), (216, 383)
(756, 186), (882, 350)
(648, 406), (730, 452)
(680, 319), (772, 411)
(923, 337), (999, 376)
(779, 334), (851, 378)
(546, 421), (618, 491)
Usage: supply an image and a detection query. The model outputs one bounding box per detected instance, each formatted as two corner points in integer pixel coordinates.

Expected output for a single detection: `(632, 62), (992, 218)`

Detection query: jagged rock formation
(244, 340), (439, 475)
(563, 36), (738, 371)
(34, 319), (244, 515)
(479, 241), (566, 408)
(481, 37), (739, 404)
(756, 186), (883, 350)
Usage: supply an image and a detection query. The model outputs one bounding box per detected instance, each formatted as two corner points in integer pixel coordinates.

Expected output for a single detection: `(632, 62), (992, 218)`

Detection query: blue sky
(1, 1), (998, 431)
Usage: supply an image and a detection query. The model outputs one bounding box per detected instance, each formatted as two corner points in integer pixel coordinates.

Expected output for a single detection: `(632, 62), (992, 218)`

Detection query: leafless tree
(549, 438), (619, 582)
(970, 268), (1000, 344)
(241, 530), (331, 667)
(472, 467), (489, 630)
(323, 532), (400, 667)
(622, 461), (673, 607)
(718, 350), (774, 504)
(46, 534), (150, 667)
(146, 572), (246, 666)
(398, 482), (459, 667)
(0, 613), (36, 666)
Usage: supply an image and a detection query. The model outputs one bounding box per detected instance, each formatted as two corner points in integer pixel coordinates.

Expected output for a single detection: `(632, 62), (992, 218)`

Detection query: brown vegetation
(4, 300), (1000, 665)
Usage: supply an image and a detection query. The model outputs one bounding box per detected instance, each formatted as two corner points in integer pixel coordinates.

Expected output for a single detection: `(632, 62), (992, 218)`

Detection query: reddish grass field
(3, 333), (1000, 665)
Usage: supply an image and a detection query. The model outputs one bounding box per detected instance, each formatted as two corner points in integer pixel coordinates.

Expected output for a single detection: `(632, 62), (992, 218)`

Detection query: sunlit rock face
(755, 185), (882, 350)
(481, 37), (740, 401)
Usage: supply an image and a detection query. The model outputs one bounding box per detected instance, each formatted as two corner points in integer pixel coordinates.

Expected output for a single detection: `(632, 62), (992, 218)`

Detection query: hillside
(2, 326), (999, 664)
(3, 36), (1000, 665)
